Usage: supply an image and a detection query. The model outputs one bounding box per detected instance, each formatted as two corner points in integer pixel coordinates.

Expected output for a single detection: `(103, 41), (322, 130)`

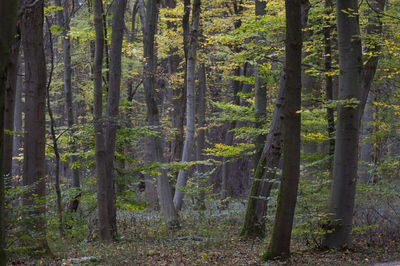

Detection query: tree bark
(241, 0), (309, 240)
(93, 0), (113, 241)
(196, 63), (207, 210)
(4, 36), (20, 185)
(142, 0), (179, 226)
(240, 70), (285, 239)
(173, 0), (202, 211)
(324, 0), (335, 158)
(322, 0), (363, 249)
(323, 0), (385, 249)
(263, 0), (303, 259)
(359, 91), (374, 185)
(21, 0), (50, 252)
(103, 0), (128, 238)
(0, 0), (18, 263)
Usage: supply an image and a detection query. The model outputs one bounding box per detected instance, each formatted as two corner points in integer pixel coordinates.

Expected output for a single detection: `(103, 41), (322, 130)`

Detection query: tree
(142, 0), (179, 226)
(263, 0), (303, 259)
(322, 0), (385, 248)
(103, 0), (128, 238)
(173, 0), (202, 211)
(0, 0), (18, 263)
(21, 0), (50, 252)
(92, 0), (112, 240)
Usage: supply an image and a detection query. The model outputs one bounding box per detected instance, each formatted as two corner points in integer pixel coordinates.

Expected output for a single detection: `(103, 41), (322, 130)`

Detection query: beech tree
(263, 0), (303, 259)
(21, 0), (49, 252)
(0, 0), (18, 262)
(323, 0), (385, 248)
(173, 0), (202, 211)
(142, 0), (179, 226)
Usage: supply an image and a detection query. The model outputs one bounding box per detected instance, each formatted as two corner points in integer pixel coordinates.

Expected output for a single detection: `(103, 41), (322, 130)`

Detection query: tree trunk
(241, 0), (309, 240)
(21, 0), (50, 252)
(55, 0), (81, 212)
(173, 0), (202, 211)
(4, 36), (20, 184)
(93, 0), (113, 241)
(196, 63), (207, 210)
(263, 0), (303, 259)
(240, 70), (285, 239)
(359, 91), (374, 185)
(324, 0), (335, 158)
(322, 0), (363, 249)
(103, 0), (128, 238)
(0, 0), (18, 263)
(323, 0), (385, 249)
(254, 0), (267, 169)
(12, 64), (23, 179)
(142, 0), (179, 226)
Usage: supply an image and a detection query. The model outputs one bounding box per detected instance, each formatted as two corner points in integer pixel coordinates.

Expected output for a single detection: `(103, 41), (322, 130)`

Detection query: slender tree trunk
(240, 70), (285, 239)
(263, 0), (303, 259)
(21, 0), (50, 252)
(142, 0), (179, 226)
(55, 0), (81, 212)
(359, 91), (374, 184)
(103, 0), (128, 239)
(45, 16), (65, 238)
(324, 0), (335, 158)
(358, 0), (385, 122)
(0, 0), (18, 263)
(12, 65), (23, 179)
(322, 0), (363, 249)
(93, 0), (112, 241)
(196, 63), (207, 210)
(173, 0), (202, 211)
(4, 36), (20, 184)
(241, 0), (309, 240)
(254, 0), (267, 169)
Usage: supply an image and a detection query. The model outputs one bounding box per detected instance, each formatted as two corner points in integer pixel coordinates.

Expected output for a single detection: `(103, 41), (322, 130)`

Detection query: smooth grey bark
(93, 0), (112, 241)
(264, 0), (303, 259)
(357, 0), (385, 184)
(0, 0), (18, 263)
(322, 0), (363, 249)
(359, 91), (374, 184)
(4, 36), (20, 185)
(142, 0), (179, 226)
(21, 0), (50, 252)
(12, 65), (23, 179)
(358, 0), (385, 122)
(323, 0), (385, 249)
(173, 0), (202, 211)
(103, 0), (128, 238)
(55, 0), (81, 212)
(196, 63), (207, 210)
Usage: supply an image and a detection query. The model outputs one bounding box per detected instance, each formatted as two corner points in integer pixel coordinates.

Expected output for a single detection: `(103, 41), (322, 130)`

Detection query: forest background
(0, 0), (400, 264)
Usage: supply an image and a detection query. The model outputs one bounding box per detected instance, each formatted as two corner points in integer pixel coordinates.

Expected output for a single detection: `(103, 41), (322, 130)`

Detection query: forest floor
(8, 202), (400, 265)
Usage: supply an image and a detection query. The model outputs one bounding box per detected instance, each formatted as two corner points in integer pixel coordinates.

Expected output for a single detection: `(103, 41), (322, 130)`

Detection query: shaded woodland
(1, 0), (400, 264)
